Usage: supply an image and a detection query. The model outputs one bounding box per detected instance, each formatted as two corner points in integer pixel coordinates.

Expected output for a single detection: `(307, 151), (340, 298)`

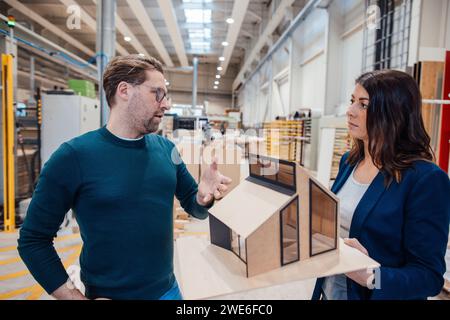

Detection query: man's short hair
(102, 54), (164, 107)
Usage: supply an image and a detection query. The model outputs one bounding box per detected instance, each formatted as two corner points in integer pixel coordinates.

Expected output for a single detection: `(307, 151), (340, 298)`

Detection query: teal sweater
(17, 127), (210, 299)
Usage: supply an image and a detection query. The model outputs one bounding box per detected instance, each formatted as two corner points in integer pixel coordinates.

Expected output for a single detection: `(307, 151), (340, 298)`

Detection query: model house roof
(209, 179), (292, 239)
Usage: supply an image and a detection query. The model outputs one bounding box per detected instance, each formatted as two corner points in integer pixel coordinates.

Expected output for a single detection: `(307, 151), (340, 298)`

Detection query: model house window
(239, 236), (247, 263)
(249, 154), (261, 176)
(277, 163), (295, 188)
(280, 196), (300, 265)
(231, 230), (239, 256)
(230, 230), (247, 263)
(249, 154), (296, 192)
(310, 180), (338, 256)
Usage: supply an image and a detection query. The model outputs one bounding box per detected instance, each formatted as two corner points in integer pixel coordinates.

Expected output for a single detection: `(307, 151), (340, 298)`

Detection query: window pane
(231, 230), (239, 256)
(239, 236), (246, 262)
(281, 197), (299, 265)
(261, 158), (277, 181)
(310, 180), (337, 256)
(277, 162), (295, 187)
(249, 154), (260, 176)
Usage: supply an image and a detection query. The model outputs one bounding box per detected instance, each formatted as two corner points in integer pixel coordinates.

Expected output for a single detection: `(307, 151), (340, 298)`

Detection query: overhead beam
(240, 30), (254, 39)
(220, 0), (250, 75)
(247, 10), (262, 23)
(235, 0), (320, 91)
(4, 0), (95, 57)
(0, 12), (97, 75)
(156, 0), (188, 67)
(125, 0), (174, 67)
(59, 0), (129, 56)
(114, 15), (151, 58)
(18, 69), (67, 88)
(179, 22), (255, 29)
(15, 40), (98, 82)
(93, 0), (151, 59)
(233, 0), (295, 90)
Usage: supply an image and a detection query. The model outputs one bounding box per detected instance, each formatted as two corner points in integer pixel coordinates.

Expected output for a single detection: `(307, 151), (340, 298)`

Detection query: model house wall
(209, 153), (339, 277)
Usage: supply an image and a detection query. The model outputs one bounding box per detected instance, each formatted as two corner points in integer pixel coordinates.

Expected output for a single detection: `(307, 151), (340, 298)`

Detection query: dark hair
(102, 54), (164, 107)
(348, 69), (434, 184)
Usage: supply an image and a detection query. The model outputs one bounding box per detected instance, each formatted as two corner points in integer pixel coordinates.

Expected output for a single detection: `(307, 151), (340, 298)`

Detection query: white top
(337, 167), (370, 238)
(110, 131), (144, 141)
(322, 166), (370, 300)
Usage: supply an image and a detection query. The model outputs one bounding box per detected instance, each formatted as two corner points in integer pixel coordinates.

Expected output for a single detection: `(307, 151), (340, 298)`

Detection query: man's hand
(344, 238), (374, 288)
(51, 281), (111, 300)
(51, 281), (88, 300)
(197, 158), (232, 206)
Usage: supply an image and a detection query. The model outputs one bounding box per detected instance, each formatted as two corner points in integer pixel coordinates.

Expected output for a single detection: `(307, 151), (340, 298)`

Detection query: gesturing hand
(197, 158), (232, 206)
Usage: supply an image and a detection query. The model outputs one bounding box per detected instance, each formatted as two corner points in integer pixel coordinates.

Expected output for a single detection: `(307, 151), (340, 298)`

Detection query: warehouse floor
(1, 218), (449, 300)
(0, 229), (82, 300)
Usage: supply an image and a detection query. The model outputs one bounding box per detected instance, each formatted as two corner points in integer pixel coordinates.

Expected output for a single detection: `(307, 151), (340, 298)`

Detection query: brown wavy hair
(102, 54), (164, 107)
(347, 69), (434, 185)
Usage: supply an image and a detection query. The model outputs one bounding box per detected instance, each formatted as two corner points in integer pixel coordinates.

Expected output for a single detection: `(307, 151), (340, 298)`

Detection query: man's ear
(116, 81), (131, 102)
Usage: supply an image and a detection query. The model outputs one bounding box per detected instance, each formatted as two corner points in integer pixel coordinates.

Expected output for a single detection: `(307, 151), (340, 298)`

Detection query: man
(18, 54), (231, 300)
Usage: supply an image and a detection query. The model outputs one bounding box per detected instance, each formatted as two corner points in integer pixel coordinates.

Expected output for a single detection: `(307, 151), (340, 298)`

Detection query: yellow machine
(2, 53), (16, 232)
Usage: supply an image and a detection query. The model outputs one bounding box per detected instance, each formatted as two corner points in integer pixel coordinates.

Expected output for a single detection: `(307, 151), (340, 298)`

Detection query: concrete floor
(0, 229), (82, 300)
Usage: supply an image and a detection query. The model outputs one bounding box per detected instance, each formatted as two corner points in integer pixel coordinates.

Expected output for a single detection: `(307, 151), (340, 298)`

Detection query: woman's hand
(344, 238), (375, 288)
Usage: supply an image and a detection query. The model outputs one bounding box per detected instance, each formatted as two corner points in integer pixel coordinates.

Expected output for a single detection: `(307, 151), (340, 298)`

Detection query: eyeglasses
(140, 84), (169, 103)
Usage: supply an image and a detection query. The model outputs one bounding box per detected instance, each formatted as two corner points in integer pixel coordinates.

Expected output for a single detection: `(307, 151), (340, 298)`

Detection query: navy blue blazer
(312, 152), (450, 300)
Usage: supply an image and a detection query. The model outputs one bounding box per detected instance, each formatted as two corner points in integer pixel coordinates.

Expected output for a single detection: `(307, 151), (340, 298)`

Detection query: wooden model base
(174, 236), (379, 300)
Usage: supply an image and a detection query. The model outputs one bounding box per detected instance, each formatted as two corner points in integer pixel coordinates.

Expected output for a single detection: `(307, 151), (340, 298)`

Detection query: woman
(312, 70), (450, 300)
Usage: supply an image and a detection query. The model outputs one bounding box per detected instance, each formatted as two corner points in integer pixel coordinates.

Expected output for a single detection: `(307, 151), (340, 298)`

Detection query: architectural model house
(208, 154), (339, 277)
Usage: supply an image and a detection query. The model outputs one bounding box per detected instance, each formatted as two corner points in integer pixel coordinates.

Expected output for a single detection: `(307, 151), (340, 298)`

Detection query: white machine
(41, 93), (100, 167)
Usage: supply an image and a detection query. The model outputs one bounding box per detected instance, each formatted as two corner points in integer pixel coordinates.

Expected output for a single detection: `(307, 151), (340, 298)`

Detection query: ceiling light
(165, 80), (170, 86)
(219, 56), (225, 62)
(213, 86), (218, 89)
(124, 36), (132, 42)
(185, 9), (212, 23)
(216, 75), (221, 79)
(139, 53), (145, 57)
(217, 66), (223, 71)
(214, 81), (219, 85)
(221, 41), (229, 47)
(226, 18), (234, 24)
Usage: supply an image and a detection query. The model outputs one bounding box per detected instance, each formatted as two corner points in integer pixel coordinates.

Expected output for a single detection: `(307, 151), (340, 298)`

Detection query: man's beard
(143, 117), (161, 134)
(128, 93), (160, 134)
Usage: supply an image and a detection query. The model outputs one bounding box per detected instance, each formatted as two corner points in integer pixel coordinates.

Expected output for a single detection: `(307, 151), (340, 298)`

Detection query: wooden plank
(246, 213), (281, 277)
(419, 61), (444, 144)
(175, 237), (379, 300)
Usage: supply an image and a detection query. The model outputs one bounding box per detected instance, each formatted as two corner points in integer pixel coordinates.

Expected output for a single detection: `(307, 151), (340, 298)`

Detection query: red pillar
(438, 51), (450, 173)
